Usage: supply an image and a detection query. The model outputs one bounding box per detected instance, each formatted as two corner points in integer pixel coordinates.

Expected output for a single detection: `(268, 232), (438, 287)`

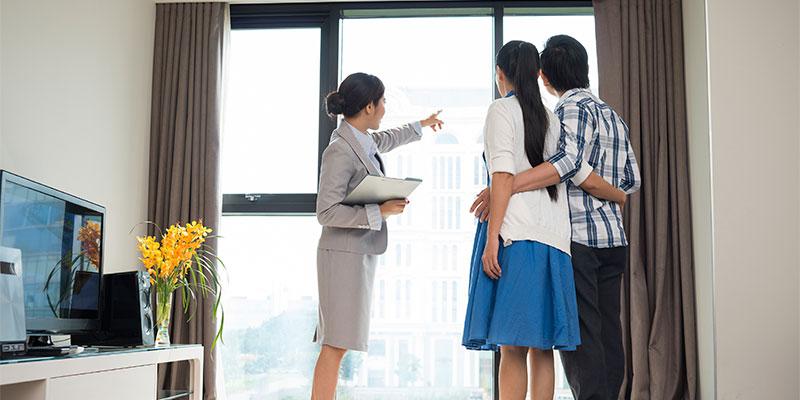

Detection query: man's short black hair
(540, 35), (590, 92)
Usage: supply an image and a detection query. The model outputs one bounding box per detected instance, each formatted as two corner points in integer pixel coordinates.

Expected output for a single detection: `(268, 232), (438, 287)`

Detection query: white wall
(682, 0), (715, 398)
(686, 0), (800, 398)
(0, 0), (155, 273)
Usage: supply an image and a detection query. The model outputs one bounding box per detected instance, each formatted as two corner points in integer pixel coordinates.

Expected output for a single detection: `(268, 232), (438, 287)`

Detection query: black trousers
(560, 242), (627, 400)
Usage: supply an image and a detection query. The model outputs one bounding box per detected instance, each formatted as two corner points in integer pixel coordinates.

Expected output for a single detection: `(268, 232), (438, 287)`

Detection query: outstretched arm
(510, 100), (626, 203)
(469, 162), (561, 222)
(512, 163), (625, 204)
(470, 166), (625, 221)
(510, 161), (561, 193)
(370, 111), (443, 153)
(369, 123), (423, 153)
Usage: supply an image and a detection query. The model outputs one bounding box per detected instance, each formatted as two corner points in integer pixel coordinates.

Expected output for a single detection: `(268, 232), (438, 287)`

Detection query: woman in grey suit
(311, 72), (443, 400)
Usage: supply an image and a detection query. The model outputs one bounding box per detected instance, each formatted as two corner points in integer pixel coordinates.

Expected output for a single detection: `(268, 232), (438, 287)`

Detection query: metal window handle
(244, 194), (261, 202)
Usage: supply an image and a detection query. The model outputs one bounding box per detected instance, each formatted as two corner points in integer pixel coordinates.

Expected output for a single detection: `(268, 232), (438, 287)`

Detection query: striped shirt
(547, 88), (641, 248)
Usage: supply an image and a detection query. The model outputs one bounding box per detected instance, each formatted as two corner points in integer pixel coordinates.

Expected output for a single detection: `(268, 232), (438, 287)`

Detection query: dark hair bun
(325, 91), (346, 117)
(324, 73), (385, 119)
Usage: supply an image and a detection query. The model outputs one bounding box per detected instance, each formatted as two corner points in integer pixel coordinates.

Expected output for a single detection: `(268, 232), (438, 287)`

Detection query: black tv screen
(0, 171), (105, 334)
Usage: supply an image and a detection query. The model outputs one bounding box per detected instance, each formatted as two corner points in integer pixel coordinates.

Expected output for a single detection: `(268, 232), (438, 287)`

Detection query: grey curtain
(149, 3), (228, 400)
(593, 1), (697, 399)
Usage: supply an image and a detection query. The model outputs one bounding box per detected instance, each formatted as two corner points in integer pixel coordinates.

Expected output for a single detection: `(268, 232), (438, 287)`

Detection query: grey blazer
(316, 122), (422, 255)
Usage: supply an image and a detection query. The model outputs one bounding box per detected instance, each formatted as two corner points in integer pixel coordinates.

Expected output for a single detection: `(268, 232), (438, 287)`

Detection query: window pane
(341, 16), (494, 399)
(503, 14), (598, 109)
(222, 29), (321, 194)
(217, 216), (321, 399)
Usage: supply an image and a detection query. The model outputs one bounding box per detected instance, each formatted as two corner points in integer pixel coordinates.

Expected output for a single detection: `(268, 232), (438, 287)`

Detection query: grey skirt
(313, 248), (377, 352)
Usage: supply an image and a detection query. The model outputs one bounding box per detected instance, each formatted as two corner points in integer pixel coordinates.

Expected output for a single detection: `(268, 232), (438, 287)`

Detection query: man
(472, 35), (641, 399)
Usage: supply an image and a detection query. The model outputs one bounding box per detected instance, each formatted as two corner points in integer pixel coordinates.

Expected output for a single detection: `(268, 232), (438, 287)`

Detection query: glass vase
(155, 287), (173, 346)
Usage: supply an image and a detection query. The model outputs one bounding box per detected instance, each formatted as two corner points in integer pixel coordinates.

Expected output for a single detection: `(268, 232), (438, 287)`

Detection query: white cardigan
(483, 96), (576, 255)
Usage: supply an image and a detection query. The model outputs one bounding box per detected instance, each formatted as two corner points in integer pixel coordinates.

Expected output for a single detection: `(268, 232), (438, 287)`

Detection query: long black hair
(325, 72), (385, 118)
(496, 40), (557, 201)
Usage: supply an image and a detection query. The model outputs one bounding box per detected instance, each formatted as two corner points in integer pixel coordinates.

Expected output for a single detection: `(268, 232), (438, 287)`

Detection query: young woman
(311, 72), (442, 400)
(461, 41), (580, 400)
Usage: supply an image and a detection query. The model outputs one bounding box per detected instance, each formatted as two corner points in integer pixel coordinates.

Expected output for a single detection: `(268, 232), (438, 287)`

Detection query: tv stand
(0, 344), (202, 400)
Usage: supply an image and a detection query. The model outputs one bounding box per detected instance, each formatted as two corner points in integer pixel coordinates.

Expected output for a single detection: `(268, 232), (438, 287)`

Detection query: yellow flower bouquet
(137, 220), (224, 347)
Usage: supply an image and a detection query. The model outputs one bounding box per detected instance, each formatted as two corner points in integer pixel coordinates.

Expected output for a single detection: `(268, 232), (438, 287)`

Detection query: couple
(462, 35), (641, 400)
(310, 35), (640, 400)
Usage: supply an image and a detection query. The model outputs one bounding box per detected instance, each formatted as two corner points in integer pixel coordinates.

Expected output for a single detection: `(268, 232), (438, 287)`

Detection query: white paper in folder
(342, 176), (423, 205)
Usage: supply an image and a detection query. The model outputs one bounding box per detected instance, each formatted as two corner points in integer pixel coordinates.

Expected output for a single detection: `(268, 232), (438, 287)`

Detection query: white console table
(0, 345), (203, 400)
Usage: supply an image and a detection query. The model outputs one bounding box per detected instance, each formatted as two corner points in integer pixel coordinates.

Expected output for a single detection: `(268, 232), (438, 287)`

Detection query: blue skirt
(462, 220), (581, 351)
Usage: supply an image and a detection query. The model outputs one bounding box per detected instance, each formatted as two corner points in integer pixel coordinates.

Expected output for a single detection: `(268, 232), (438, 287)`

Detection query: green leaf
(211, 308), (225, 350)
(129, 220), (164, 236)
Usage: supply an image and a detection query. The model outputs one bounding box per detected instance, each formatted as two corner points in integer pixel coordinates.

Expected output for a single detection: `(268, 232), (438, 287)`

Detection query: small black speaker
(73, 271), (155, 347)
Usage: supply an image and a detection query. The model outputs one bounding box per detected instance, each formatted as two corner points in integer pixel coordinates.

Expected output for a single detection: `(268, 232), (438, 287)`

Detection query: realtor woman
(311, 72), (443, 400)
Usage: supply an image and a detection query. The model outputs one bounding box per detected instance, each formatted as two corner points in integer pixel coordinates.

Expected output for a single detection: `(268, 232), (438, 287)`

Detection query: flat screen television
(0, 171), (105, 334)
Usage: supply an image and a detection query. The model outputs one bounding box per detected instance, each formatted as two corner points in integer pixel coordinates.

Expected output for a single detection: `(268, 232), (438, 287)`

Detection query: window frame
(224, 3), (593, 399)
(223, 0), (592, 216)
(224, 4), (340, 214)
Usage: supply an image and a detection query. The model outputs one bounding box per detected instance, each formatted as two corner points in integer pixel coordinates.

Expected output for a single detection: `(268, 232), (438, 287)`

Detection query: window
(504, 12), (599, 106)
(431, 196), (437, 229)
(440, 158), (446, 190)
(431, 281), (438, 323)
(217, 216), (320, 399)
(432, 244), (439, 270)
(452, 245), (459, 271)
(368, 369), (386, 387)
(221, 29), (321, 195)
(446, 197), (453, 229)
(447, 157), (454, 189)
(222, 4), (594, 399)
(397, 155), (404, 177)
(441, 281), (448, 322)
(395, 243), (402, 266)
(456, 197), (462, 229)
(452, 281), (459, 322)
(456, 157), (462, 189)
(474, 155), (487, 186)
(433, 196), (461, 230)
(369, 339), (387, 357)
(395, 279), (402, 318)
(380, 280), (386, 319)
(434, 339), (454, 387)
(434, 196), (463, 230)
(431, 158), (438, 189)
(474, 155), (488, 186)
(405, 280), (412, 318)
(473, 156), (480, 185)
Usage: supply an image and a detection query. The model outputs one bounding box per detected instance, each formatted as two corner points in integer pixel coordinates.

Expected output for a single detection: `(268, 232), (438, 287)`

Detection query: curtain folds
(149, 3), (228, 399)
(593, 1), (698, 399)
